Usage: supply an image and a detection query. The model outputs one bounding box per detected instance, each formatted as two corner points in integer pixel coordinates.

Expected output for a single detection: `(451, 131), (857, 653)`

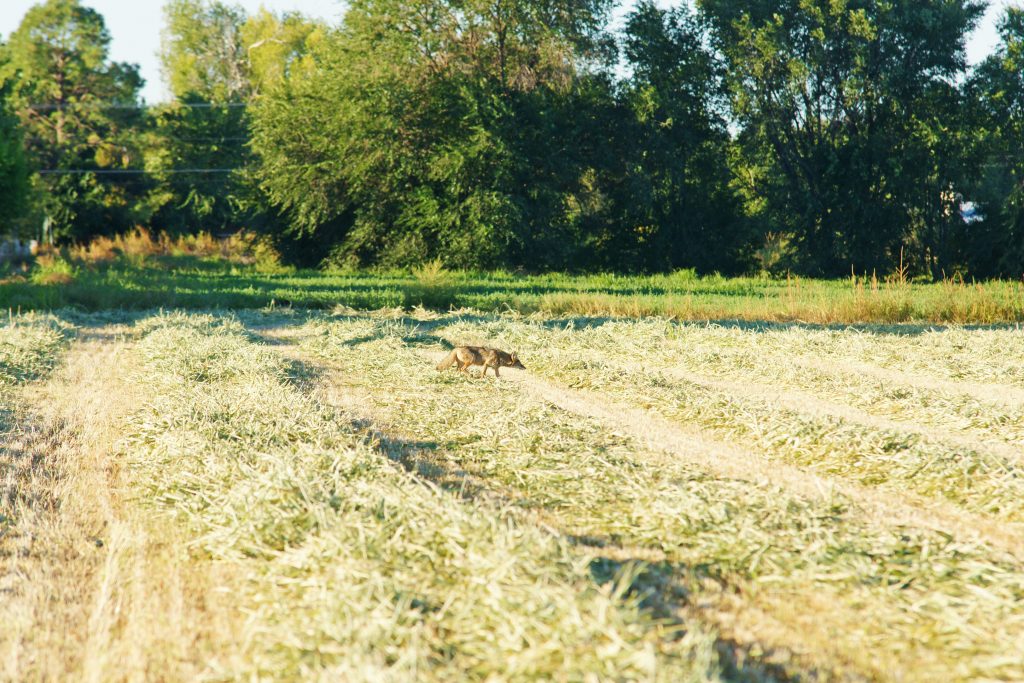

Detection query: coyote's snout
(436, 346), (525, 378)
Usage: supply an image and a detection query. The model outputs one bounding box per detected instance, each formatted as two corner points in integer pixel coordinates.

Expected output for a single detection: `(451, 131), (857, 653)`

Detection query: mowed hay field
(2, 308), (1024, 681)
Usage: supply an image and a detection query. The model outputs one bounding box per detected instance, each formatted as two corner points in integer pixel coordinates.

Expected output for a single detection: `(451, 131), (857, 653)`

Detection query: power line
(38, 168), (241, 175)
(27, 102), (249, 111)
(161, 136), (249, 142)
(28, 136), (249, 143)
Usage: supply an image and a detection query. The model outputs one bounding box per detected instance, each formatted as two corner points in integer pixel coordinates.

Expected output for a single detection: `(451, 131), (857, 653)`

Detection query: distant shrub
(754, 232), (797, 277)
(403, 259), (459, 310)
(66, 228), (285, 269)
(31, 253), (76, 285)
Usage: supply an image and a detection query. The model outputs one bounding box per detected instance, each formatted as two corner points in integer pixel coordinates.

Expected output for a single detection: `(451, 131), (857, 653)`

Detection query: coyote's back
(436, 345), (525, 377)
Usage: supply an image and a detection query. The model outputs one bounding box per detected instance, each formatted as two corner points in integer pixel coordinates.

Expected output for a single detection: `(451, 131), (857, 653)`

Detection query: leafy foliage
(4, 0), (147, 243)
(4, 0), (1024, 277)
(253, 0), (605, 269)
(148, 2), (324, 240)
(970, 7), (1024, 277)
(608, 2), (749, 272)
(0, 47), (29, 228)
(700, 0), (984, 276)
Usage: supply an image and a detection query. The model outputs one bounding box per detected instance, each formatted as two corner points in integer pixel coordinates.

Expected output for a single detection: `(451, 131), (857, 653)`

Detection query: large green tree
(605, 2), (749, 273)
(969, 7), (1024, 277)
(701, 0), (983, 277)
(152, 1), (322, 235)
(0, 45), (29, 229)
(4, 0), (146, 244)
(251, 0), (620, 269)
(160, 0), (250, 102)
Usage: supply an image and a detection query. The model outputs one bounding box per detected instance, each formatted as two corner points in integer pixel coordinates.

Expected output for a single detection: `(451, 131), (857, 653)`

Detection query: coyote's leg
(479, 363), (490, 378)
(493, 365), (500, 378)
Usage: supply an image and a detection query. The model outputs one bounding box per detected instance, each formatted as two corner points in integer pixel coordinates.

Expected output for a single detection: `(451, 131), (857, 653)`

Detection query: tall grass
(68, 227), (282, 269)
(403, 259), (459, 310)
(4, 252), (1024, 323)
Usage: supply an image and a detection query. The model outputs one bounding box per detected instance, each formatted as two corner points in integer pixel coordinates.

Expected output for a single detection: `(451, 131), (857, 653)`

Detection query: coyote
(436, 346), (526, 378)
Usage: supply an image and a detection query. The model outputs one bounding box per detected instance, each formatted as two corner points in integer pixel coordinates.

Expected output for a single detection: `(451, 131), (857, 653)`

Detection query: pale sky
(0, 0), (1016, 104)
(0, 0), (346, 102)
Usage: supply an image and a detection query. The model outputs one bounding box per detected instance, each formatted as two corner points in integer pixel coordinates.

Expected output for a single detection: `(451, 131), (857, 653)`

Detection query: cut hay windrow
(427, 316), (1024, 520)
(665, 323), (1024, 389)
(0, 312), (77, 536)
(120, 312), (722, 681)
(0, 312), (80, 679)
(295, 315), (1024, 682)
(441, 317), (1024, 443)
(0, 313), (76, 386)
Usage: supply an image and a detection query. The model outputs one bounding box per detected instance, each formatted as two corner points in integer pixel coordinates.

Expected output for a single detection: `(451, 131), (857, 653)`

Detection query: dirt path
(510, 367), (1024, 553)
(0, 328), (239, 682)
(630, 361), (1024, 464)
(796, 354), (1024, 408)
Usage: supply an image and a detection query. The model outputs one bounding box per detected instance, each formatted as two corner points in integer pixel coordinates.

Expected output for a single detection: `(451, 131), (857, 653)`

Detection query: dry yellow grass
(293, 312), (1024, 681)
(6, 309), (1024, 681)
(0, 325), (245, 682)
(66, 227), (276, 266)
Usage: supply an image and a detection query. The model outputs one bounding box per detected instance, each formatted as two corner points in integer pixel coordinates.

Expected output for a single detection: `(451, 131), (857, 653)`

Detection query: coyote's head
(507, 352), (526, 370)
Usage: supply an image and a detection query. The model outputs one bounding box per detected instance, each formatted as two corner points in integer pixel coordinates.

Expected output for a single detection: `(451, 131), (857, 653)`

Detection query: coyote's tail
(436, 350), (457, 371)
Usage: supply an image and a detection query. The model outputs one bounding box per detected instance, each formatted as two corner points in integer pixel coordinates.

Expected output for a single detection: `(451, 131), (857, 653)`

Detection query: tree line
(1, 0), (1023, 278)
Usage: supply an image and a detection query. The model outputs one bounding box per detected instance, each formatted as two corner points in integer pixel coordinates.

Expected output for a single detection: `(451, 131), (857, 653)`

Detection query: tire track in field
(1, 330), (134, 680)
(255, 329), (849, 683)
(417, 349), (1024, 560)
(617, 360), (1024, 465)
(796, 354), (1024, 408)
(1, 327), (239, 682)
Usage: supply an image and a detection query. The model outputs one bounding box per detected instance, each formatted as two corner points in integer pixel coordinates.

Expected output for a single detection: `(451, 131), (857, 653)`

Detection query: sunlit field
(2, 303), (1023, 681)
(5, 0), (1024, 675)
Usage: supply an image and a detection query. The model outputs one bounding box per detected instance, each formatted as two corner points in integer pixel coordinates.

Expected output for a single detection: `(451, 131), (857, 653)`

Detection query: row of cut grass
(294, 313), (1024, 682)
(442, 317), (1024, 444)
(581, 319), (1024, 391)
(537, 353), (1024, 519)
(0, 312), (79, 673)
(726, 325), (1024, 388)
(0, 312), (76, 533)
(119, 312), (723, 681)
(0, 313), (76, 386)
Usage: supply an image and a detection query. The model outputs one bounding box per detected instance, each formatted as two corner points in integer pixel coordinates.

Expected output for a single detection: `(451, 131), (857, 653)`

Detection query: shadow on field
(244, 316), (817, 681)
(346, 408), (810, 681)
(585, 550), (810, 683)
(375, 431), (810, 682)
(357, 415), (513, 509)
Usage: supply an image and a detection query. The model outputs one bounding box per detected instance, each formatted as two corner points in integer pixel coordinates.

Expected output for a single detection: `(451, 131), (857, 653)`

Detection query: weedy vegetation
(4, 243), (1024, 324)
